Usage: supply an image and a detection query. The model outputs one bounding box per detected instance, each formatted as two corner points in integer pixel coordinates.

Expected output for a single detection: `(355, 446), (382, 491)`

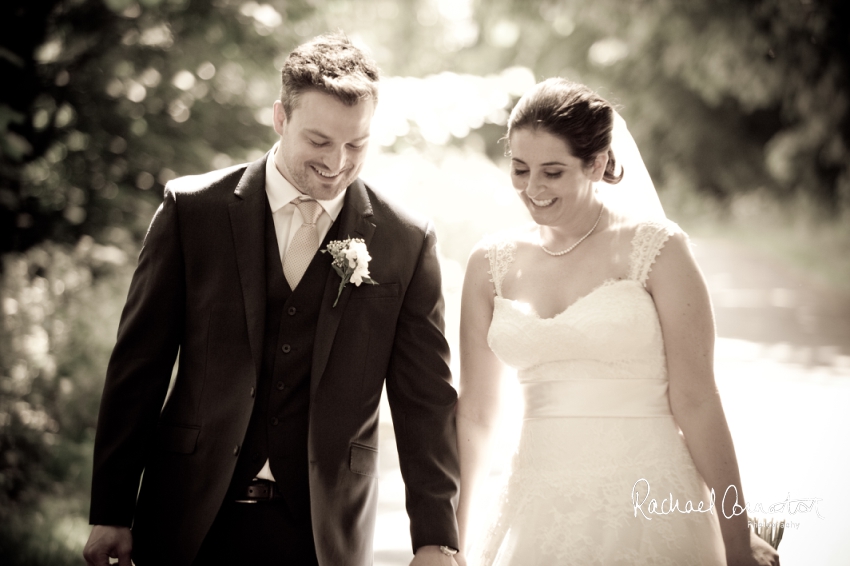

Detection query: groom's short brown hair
(280, 31), (380, 117)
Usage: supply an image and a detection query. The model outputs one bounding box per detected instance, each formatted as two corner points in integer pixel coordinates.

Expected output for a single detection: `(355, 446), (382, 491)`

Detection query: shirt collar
(264, 144), (347, 221)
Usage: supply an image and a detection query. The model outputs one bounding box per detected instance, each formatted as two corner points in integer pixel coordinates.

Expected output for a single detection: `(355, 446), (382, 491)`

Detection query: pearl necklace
(539, 203), (604, 257)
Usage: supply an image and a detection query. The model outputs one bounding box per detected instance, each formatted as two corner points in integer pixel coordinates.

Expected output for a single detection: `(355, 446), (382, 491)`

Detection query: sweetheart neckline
(495, 278), (644, 322)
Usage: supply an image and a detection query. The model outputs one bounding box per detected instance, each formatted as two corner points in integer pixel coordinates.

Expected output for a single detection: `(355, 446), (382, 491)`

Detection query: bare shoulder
(460, 243), (494, 325)
(645, 224), (704, 298)
(467, 225), (534, 269)
(464, 225), (533, 296)
(652, 224), (695, 266)
(654, 226), (692, 262)
(466, 238), (491, 275)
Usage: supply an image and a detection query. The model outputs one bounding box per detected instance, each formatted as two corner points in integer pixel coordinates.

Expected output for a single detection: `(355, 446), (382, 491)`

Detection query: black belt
(234, 479), (283, 503)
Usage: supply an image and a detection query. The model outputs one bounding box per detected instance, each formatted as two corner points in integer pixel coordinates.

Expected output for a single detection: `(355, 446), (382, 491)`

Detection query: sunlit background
(2, 0), (849, 564)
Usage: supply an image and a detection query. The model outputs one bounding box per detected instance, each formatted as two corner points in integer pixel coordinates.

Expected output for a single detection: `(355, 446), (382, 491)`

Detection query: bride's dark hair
(506, 78), (623, 184)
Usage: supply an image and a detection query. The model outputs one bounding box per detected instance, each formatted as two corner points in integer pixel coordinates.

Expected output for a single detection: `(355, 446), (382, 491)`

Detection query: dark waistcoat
(230, 200), (341, 520)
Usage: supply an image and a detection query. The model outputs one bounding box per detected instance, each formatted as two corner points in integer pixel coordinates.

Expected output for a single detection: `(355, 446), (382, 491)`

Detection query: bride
(455, 78), (780, 566)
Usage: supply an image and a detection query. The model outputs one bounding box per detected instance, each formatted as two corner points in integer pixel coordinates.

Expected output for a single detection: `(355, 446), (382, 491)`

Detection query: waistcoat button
(281, 344), (291, 353)
(288, 307), (297, 316)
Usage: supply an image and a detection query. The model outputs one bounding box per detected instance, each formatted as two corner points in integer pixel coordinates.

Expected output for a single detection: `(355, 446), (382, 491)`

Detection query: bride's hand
(749, 532), (780, 566)
(727, 532), (779, 566)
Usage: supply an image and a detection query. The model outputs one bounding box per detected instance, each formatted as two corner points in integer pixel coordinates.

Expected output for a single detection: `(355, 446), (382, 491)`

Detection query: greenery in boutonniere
(322, 238), (378, 307)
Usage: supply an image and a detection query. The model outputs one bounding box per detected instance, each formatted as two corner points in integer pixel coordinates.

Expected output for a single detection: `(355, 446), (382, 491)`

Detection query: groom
(83, 32), (460, 566)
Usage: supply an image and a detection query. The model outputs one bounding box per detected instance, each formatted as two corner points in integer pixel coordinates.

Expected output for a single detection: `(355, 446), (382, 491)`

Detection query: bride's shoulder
(607, 212), (686, 242)
(466, 225), (535, 275)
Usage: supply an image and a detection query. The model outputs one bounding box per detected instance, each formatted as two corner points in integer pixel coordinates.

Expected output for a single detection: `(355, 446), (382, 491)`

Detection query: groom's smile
(272, 90), (374, 201)
(311, 165), (342, 178)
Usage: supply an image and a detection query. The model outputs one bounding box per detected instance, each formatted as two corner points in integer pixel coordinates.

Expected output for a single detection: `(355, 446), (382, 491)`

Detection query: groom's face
(273, 90), (375, 201)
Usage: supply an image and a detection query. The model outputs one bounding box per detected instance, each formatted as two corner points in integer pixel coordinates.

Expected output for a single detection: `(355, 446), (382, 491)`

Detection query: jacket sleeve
(385, 221), (460, 552)
(89, 188), (185, 526)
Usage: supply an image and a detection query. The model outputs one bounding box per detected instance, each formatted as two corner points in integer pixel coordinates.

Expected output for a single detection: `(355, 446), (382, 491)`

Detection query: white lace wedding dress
(470, 220), (726, 566)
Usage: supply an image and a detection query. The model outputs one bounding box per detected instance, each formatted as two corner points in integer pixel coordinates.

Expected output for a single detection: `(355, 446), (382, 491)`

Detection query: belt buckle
(234, 479), (275, 503)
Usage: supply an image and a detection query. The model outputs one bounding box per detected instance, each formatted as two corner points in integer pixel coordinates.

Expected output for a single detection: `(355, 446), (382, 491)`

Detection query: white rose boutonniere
(322, 238), (378, 307)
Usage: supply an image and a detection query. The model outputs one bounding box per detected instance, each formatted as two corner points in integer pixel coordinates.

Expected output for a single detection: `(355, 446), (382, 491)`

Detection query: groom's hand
(83, 525), (133, 566)
(410, 545), (459, 566)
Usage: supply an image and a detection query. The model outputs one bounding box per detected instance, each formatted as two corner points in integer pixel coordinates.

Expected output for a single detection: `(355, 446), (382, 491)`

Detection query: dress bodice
(485, 221), (682, 418)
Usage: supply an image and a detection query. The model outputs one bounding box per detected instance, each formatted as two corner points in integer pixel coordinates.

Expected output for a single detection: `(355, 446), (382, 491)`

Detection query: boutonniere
(322, 238), (378, 307)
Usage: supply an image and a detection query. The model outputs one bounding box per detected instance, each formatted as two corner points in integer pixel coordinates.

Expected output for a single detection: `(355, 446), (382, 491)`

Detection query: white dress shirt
(255, 144), (347, 482)
(264, 143), (347, 265)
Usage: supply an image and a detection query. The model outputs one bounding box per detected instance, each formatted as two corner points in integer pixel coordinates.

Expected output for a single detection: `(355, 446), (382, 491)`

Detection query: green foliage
(1, 0), (311, 253)
(449, 0), (850, 210)
(0, 235), (134, 562)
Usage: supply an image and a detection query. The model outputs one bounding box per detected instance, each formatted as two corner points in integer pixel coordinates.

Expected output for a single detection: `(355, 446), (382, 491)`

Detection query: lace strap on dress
(627, 220), (682, 285)
(484, 236), (516, 297)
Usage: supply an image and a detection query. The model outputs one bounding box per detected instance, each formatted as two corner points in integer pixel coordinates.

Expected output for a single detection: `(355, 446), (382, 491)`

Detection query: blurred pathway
(372, 238), (850, 566)
(694, 238), (850, 363)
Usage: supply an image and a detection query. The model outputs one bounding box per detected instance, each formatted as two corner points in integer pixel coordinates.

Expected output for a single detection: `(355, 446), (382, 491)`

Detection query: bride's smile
(528, 196), (556, 207)
(509, 127), (608, 249)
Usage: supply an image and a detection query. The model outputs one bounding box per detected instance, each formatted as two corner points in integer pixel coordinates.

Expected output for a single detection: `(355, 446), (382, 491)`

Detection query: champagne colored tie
(283, 198), (322, 289)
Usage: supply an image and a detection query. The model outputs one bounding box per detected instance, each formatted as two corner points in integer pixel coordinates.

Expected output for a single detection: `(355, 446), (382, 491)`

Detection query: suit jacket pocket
(349, 282), (399, 300)
(349, 443), (378, 478)
(157, 423), (201, 454)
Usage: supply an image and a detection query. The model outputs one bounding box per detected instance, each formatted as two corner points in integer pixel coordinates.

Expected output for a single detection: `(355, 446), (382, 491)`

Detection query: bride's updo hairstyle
(507, 78), (623, 184)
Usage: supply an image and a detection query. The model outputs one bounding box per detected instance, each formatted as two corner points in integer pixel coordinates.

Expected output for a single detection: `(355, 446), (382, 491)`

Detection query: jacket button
(276, 381), (285, 391)
(281, 344), (291, 353)
(233, 445), (240, 456)
(287, 307), (296, 316)
(250, 386), (255, 398)
(271, 417), (279, 426)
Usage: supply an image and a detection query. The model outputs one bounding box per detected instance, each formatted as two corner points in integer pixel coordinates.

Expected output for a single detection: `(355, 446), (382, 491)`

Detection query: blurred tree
(0, 238), (134, 563)
(449, 0), (850, 211)
(0, 0), (319, 254)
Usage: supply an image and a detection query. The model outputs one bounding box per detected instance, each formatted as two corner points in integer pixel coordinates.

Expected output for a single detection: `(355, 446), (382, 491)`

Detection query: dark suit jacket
(89, 153), (460, 565)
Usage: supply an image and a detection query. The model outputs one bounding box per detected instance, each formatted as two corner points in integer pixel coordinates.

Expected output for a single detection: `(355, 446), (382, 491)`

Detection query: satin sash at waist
(521, 378), (672, 418)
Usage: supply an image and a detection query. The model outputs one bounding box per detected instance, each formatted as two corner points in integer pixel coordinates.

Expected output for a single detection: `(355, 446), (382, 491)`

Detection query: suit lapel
(228, 154), (269, 381)
(311, 179), (376, 397)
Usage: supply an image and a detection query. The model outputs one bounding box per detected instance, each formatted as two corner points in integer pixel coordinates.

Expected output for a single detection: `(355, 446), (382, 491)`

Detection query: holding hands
(410, 545), (461, 566)
(726, 531), (780, 566)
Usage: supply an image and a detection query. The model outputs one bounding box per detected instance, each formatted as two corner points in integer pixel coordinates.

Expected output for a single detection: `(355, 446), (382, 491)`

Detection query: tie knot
(294, 198), (321, 225)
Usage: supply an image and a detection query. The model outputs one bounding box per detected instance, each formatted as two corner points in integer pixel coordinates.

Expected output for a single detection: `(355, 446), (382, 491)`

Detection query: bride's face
(509, 127), (605, 227)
